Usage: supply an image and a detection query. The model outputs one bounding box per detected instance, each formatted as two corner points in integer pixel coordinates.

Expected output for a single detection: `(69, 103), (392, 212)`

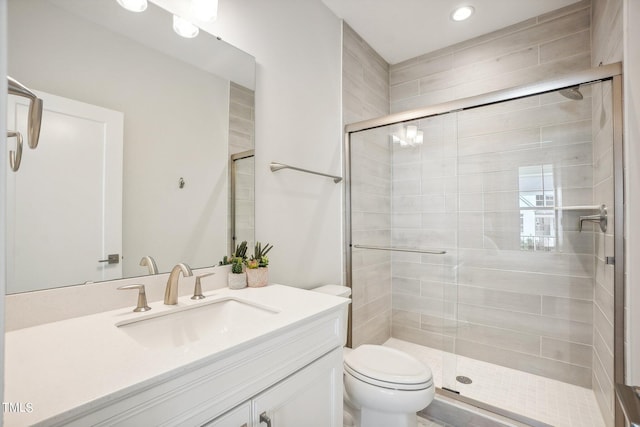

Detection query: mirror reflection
(6, 0), (256, 294)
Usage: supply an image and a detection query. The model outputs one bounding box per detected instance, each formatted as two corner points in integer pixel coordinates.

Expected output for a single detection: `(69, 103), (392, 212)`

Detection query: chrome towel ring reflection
(6, 76), (44, 172)
(6, 131), (23, 172)
(8, 76), (43, 149)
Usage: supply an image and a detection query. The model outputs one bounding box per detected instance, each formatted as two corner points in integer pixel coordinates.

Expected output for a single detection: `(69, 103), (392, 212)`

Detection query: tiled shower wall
(388, 1), (598, 387)
(390, 1), (591, 113)
(342, 24), (392, 347)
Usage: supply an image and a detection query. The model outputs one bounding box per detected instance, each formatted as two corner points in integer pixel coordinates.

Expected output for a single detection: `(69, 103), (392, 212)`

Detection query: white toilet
(313, 285), (434, 427)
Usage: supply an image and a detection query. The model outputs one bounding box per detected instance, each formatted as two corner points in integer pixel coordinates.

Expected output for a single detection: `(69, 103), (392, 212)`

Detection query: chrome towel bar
(270, 162), (342, 183)
(353, 244), (446, 255)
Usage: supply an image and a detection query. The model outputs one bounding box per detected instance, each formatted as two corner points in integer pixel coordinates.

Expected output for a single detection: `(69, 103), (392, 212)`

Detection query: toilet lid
(344, 345), (433, 390)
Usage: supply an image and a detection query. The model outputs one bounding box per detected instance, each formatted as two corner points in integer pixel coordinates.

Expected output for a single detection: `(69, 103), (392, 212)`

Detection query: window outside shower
(518, 164), (556, 251)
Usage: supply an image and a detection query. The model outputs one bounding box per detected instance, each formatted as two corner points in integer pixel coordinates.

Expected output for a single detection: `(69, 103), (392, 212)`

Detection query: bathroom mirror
(5, 0), (255, 293)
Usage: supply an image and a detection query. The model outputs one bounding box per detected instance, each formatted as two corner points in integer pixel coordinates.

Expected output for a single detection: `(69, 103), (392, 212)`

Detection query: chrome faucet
(164, 263), (193, 305)
(139, 256), (159, 275)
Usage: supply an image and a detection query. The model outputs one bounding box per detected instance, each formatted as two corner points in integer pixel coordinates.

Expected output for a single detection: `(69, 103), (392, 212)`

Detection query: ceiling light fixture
(191, 0), (219, 22)
(451, 5), (474, 22)
(392, 125), (424, 148)
(116, 0), (148, 13)
(173, 15), (200, 38)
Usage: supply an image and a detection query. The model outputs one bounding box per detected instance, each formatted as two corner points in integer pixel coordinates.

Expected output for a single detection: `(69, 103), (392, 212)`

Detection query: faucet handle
(118, 284), (151, 312)
(192, 272), (215, 300)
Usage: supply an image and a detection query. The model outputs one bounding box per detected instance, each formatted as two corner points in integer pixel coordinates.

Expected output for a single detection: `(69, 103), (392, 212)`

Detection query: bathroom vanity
(4, 285), (348, 426)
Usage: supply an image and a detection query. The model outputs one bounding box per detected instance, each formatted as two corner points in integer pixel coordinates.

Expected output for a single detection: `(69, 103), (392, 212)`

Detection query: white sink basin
(116, 297), (279, 349)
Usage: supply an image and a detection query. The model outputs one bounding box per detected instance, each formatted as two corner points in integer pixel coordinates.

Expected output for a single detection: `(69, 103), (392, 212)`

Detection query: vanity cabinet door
(203, 401), (251, 427)
(252, 348), (342, 427)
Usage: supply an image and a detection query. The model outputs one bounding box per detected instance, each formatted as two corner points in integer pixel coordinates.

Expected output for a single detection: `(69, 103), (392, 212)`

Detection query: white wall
(624, 0), (640, 386)
(199, 0), (344, 288)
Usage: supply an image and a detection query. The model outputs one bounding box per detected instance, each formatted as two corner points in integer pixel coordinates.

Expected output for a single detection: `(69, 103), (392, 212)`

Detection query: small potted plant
(228, 257), (247, 289)
(226, 241), (249, 289)
(246, 242), (273, 287)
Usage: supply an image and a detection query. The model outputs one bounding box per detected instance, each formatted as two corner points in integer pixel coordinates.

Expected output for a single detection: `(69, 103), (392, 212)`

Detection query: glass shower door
(448, 81), (616, 425)
(387, 114), (461, 394)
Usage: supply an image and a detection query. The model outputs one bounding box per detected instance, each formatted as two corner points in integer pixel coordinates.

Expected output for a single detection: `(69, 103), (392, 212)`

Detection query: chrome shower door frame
(229, 149), (255, 256)
(343, 62), (625, 425)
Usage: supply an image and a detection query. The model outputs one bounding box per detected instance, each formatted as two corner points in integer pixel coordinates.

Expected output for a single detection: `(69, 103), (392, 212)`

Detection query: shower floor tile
(384, 338), (606, 427)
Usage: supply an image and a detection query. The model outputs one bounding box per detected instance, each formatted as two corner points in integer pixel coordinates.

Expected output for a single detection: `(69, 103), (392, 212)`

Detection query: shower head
(559, 86), (583, 101)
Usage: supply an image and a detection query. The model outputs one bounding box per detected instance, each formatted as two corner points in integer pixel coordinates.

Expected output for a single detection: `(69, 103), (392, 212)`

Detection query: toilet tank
(312, 285), (351, 346)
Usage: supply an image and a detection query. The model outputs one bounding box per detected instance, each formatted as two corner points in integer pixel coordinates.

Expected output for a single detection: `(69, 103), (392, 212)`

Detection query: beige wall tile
(541, 295), (594, 323)
(343, 22), (392, 346)
(456, 339), (592, 387)
(541, 336), (593, 367)
(540, 30), (591, 64)
(452, 9), (590, 69)
(457, 303), (593, 344)
(457, 285), (542, 315)
(457, 265), (593, 299)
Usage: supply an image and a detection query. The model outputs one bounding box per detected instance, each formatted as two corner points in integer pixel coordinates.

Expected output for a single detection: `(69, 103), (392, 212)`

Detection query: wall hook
(179, 177), (185, 189)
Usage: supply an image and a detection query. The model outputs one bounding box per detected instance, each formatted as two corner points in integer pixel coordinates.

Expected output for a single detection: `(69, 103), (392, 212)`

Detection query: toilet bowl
(312, 285), (434, 427)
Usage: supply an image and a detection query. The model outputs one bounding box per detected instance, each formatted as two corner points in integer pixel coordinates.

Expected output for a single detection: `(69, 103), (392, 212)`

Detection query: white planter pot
(246, 267), (268, 287)
(228, 272), (247, 289)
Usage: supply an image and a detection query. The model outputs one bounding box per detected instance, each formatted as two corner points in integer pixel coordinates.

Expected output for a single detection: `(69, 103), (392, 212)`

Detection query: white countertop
(4, 284), (348, 426)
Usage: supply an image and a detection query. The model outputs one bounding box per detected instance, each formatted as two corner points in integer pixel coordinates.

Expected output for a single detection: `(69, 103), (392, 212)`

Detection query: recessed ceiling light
(173, 15), (200, 38)
(451, 5), (474, 22)
(116, 0), (148, 13)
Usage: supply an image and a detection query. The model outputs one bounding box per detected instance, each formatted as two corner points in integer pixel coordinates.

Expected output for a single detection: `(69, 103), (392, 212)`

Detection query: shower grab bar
(270, 162), (342, 183)
(353, 244), (446, 255)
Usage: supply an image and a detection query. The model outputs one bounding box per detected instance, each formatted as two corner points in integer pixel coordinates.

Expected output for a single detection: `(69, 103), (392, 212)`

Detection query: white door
(6, 91), (123, 293)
